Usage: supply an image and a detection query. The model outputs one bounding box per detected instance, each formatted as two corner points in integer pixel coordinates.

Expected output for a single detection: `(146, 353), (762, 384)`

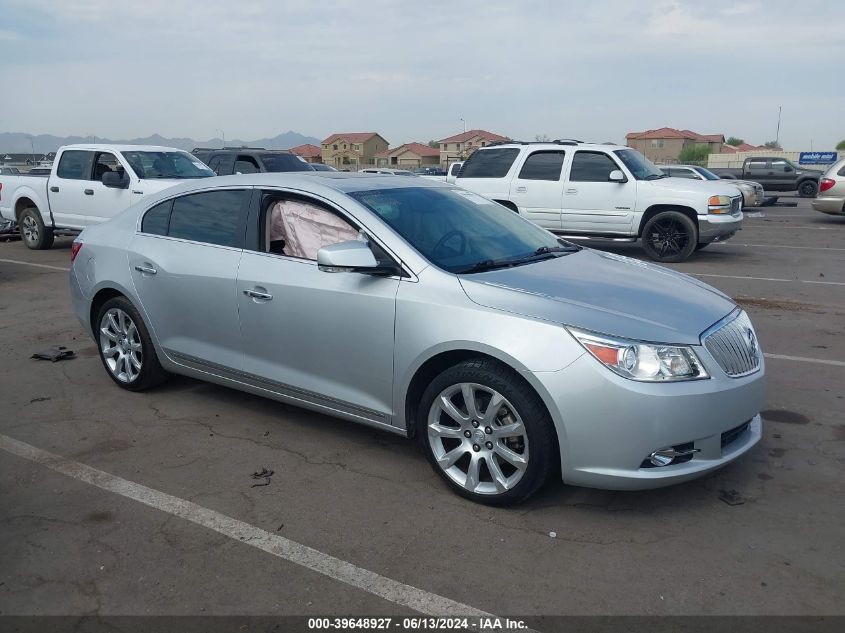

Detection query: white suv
(454, 141), (743, 262)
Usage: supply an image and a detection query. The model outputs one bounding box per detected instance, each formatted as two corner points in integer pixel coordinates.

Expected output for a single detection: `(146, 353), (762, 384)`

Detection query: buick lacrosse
(70, 173), (765, 504)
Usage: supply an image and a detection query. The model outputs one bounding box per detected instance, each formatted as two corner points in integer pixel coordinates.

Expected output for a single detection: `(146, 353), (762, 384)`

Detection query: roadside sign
(799, 151), (838, 165)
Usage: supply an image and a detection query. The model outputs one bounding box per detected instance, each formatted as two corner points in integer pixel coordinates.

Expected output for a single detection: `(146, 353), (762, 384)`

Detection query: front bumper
(534, 349), (765, 490)
(811, 196), (845, 215)
(697, 211), (742, 244)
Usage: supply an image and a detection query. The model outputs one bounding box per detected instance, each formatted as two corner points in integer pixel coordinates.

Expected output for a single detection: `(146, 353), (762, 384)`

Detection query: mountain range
(0, 131), (322, 154)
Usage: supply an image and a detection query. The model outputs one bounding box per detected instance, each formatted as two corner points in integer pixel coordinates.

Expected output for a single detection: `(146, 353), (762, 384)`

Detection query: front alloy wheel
(99, 308), (143, 383)
(641, 210), (697, 263)
(428, 383), (529, 495)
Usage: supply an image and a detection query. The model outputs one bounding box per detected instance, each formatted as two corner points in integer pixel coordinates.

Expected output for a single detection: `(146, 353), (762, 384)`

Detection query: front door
(86, 151), (134, 224)
(236, 192), (399, 424)
(507, 150), (565, 230)
(128, 188), (250, 371)
(561, 150), (637, 234)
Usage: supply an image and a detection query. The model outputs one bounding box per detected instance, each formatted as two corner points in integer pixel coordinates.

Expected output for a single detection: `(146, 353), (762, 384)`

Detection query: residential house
(625, 127), (725, 163)
(438, 129), (509, 167)
(374, 142), (441, 168)
(320, 133), (389, 169)
(288, 143), (323, 164)
(720, 142), (763, 154)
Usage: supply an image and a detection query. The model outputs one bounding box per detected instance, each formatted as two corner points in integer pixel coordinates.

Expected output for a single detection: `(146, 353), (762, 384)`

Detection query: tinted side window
(168, 190), (249, 247)
(672, 168), (699, 179)
(141, 200), (172, 235)
(517, 151), (565, 181)
(458, 148), (519, 178)
(838, 164), (845, 177)
(771, 160), (790, 173)
(569, 152), (620, 182)
(747, 160), (768, 171)
(207, 156), (223, 174)
(234, 157), (260, 174)
(56, 150), (94, 180)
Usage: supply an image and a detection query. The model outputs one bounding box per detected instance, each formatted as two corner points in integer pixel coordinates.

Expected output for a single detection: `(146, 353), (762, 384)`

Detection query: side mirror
(783, 165), (793, 172)
(608, 169), (627, 183)
(317, 240), (399, 276)
(102, 171), (129, 189)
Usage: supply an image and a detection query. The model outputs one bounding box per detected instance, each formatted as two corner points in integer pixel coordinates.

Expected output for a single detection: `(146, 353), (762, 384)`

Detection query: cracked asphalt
(1, 197), (843, 617)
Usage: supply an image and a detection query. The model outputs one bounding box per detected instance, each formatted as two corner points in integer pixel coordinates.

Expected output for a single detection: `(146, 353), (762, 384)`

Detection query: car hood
(648, 177), (740, 197)
(137, 178), (211, 194)
(458, 249), (735, 345)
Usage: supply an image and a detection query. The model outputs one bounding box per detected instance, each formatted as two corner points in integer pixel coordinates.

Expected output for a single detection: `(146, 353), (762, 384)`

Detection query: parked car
(445, 161), (463, 184)
(710, 157), (822, 197)
(414, 167), (447, 176)
(311, 163), (338, 172)
(812, 158), (845, 216)
(71, 172), (765, 505)
(191, 147), (314, 175)
(360, 168), (418, 176)
(0, 144), (215, 249)
(455, 141), (743, 262)
(660, 164), (764, 207)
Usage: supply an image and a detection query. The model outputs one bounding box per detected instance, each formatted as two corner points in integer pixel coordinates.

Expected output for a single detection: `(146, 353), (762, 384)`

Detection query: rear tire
(798, 180), (818, 198)
(641, 211), (698, 263)
(96, 296), (168, 391)
(19, 207), (54, 250)
(417, 358), (556, 505)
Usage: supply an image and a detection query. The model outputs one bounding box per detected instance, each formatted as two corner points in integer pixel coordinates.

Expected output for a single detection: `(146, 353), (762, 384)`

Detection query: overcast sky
(1, 0), (842, 149)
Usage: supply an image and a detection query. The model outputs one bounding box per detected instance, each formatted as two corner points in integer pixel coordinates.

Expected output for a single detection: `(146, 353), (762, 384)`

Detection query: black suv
(191, 148), (314, 175)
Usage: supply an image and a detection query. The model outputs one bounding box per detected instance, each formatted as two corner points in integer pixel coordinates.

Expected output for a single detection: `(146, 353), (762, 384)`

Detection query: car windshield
(123, 151), (214, 179)
(693, 167), (722, 181)
(614, 148), (665, 180)
(349, 186), (576, 273)
(260, 154), (314, 172)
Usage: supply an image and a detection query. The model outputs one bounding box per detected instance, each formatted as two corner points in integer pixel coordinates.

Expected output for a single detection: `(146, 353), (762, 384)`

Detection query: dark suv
(191, 148), (314, 175)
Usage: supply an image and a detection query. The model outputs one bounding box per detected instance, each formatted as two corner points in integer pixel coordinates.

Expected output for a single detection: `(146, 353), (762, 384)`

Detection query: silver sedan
(70, 173), (765, 504)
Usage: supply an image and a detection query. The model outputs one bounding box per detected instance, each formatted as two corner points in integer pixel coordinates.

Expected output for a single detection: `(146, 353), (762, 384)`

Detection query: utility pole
(775, 106), (782, 147)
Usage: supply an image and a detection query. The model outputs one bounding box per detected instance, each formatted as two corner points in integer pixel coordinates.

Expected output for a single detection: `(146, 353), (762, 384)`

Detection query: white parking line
(692, 273), (845, 286)
(764, 354), (845, 368)
(0, 434), (508, 621)
(0, 258), (70, 272)
(711, 242), (845, 252)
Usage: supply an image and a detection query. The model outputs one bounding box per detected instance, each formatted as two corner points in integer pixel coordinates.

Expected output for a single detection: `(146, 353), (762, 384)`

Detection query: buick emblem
(745, 327), (759, 364)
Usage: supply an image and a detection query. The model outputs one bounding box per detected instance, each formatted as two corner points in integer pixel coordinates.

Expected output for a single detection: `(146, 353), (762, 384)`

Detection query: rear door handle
(243, 289), (273, 301)
(515, 186), (527, 193)
(84, 189), (94, 195)
(50, 186), (59, 193)
(565, 188), (578, 194)
(134, 265), (157, 275)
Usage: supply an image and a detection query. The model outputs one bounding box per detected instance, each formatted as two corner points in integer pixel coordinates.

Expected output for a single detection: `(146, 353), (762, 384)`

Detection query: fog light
(647, 446), (700, 467)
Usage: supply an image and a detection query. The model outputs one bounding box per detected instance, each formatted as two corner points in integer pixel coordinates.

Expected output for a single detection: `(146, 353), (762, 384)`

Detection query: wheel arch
(637, 204), (698, 237)
(14, 196), (38, 221)
(493, 199), (519, 213)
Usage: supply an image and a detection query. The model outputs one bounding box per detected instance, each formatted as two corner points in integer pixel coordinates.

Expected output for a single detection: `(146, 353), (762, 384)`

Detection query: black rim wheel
(647, 217), (690, 258)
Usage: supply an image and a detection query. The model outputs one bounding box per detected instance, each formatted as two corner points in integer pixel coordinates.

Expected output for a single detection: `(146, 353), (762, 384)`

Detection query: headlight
(708, 195), (732, 214)
(567, 327), (709, 381)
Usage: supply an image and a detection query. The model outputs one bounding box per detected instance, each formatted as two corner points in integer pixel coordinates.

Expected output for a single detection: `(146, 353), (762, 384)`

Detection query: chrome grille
(703, 311), (761, 377)
(730, 197), (742, 214)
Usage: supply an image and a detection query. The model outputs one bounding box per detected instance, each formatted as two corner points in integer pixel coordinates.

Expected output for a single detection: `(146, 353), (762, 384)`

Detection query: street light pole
(460, 118), (466, 133)
(775, 106), (781, 147)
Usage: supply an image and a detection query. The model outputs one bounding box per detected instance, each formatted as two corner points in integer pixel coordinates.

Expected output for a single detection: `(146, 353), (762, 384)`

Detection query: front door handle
(50, 186), (59, 193)
(565, 188), (578, 194)
(134, 265), (157, 275)
(84, 189), (94, 195)
(243, 289), (273, 301)
(515, 186), (527, 193)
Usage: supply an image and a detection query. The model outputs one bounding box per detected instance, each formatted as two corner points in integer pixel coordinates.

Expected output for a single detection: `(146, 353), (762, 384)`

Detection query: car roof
(61, 144), (190, 153)
(478, 141), (628, 152)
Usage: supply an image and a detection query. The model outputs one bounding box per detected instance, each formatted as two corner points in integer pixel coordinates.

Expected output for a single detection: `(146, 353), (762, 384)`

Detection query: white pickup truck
(0, 144), (214, 249)
(454, 141), (743, 262)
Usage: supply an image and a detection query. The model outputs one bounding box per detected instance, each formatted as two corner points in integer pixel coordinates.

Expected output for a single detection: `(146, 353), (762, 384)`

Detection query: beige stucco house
(374, 142), (441, 168)
(288, 144), (323, 164)
(320, 133), (389, 169)
(438, 129), (509, 167)
(626, 127), (725, 163)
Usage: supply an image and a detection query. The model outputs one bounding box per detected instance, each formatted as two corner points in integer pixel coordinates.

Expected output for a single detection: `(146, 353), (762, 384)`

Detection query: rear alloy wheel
(641, 211), (697, 263)
(798, 180), (818, 198)
(418, 359), (556, 505)
(97, 297), (168, 391)
(19, 207), (54, 250)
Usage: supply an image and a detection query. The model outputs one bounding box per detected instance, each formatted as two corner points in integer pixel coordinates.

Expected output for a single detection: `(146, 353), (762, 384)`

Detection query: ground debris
(251, 467), (275, 487)
(718, 489), (745, 506)
(31, 346), (75, 362)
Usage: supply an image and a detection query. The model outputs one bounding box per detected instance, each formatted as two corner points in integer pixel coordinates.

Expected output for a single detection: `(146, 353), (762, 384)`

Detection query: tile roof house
(437, 129), (510, 166)
(320, 133), (389, 169)
(720, 142), (763, 153)
(626, 127), (726, 163)
(288, 143), (323, 163)
(374, 142), (441, 168)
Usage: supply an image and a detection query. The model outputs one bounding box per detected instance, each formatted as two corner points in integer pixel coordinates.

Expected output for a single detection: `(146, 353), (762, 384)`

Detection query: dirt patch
(734, 297), (825, 314)
(84, 510), (114, 523)
(762, 409), (810, 425)
(768, 448), (786, 458)
(831, 424), (845, 441)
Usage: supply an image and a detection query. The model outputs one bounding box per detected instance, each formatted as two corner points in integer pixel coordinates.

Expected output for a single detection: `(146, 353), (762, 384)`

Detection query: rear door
(85, 151), (134, 224)
(49, 150), (95, 228)
(128, 187), (251, 371)
(744, 159), (770, 188)
(507, 150), (566, 230)
(561, 150), (637, 234)
(455, 148), (520, 203)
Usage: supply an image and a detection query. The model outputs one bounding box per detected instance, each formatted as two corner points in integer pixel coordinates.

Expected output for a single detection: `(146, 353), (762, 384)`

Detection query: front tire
(96, 296), (168, 391)
(798, 180), (818, 198)
(641, 211), (698, 263)
(19, 207), (54, 250)
(417, 358), (556, 505)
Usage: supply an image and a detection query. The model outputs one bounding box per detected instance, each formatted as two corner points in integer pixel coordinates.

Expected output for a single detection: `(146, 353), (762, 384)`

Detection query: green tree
(535, 134), (551, 142)
(427, 140), (439, 149)
(677, 144), (711, 165)
(763, 140), (782, 150)
(836, 140), (845, 151)
(726, 137), (744, 146)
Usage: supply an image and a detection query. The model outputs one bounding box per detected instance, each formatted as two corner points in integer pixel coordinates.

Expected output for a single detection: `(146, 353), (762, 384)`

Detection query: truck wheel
(19, 207), (54, 250)
(641, 211), (697, 263)
(798, 180), (818, 198)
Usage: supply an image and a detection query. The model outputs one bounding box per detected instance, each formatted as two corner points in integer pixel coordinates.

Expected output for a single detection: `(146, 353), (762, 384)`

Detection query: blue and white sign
(799, 152), (838, 165)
